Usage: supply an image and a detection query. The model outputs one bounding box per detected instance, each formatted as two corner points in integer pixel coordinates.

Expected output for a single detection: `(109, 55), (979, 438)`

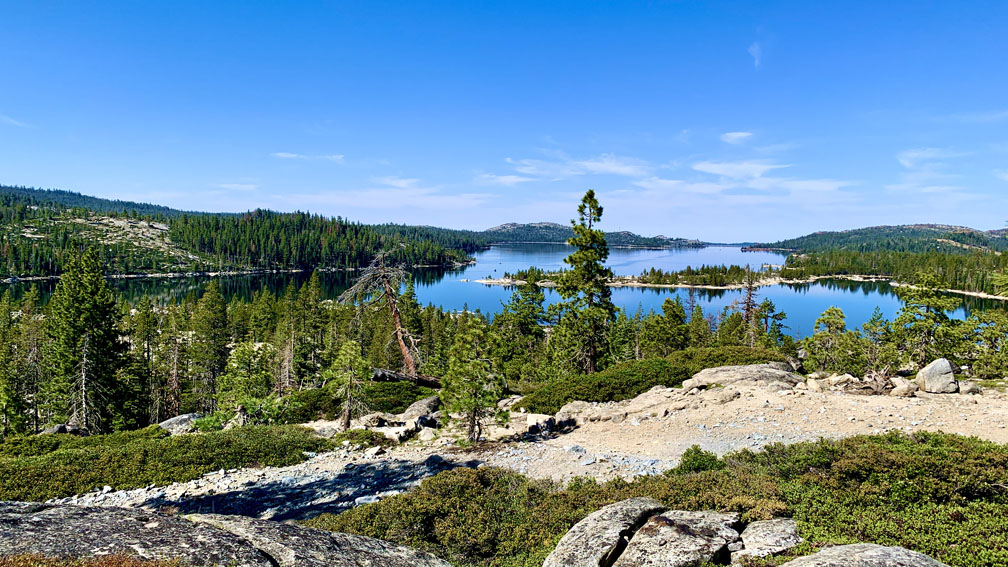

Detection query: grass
(305, 431), (1008, 567)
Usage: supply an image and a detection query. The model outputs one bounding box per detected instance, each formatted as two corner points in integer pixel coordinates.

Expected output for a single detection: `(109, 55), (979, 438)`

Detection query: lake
(6, 244), (1003, 337)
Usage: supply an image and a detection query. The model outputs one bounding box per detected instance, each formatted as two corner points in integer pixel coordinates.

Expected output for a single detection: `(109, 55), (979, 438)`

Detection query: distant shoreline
(469, 274), (1008, 301)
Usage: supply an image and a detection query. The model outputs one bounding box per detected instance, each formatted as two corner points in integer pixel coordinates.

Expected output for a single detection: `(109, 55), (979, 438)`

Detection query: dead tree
(338, 251), (419, 377)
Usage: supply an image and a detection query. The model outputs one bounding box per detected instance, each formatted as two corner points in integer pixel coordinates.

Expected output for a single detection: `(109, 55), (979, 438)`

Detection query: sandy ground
(449, 383), (1008, 483)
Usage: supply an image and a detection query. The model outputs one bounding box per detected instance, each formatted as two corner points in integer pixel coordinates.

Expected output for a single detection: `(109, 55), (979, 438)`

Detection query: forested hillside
(759, 224), (1008, 254)
(0, 186), (480, 276)
(483, 222), (703, 248)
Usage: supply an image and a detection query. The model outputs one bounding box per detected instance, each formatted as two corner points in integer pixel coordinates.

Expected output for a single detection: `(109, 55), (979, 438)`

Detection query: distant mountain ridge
(483, 222), (704, 248)
(757, 224), (1008, 254)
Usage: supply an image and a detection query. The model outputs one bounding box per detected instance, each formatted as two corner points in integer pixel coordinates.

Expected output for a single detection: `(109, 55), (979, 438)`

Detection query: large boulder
(682, 364), (804, 391)
(611, 510), (740, 567)
(916, 359), (958, 394)
(733, 518), (802, 561)
(542, 497), (667, 567)
(157, 413), (202, 436)
(398, 395), (441, 421)
(0, 503), (452, 567)
(779, 543), (949, 566)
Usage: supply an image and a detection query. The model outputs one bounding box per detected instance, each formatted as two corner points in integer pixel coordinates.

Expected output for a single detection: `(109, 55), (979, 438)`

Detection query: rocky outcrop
(0, 503), (451, 567)
(542, 499), (802, 567)
(779, 543), (950, 566)
(734, 517), (802, 561)
(612, 510), (740, 567)
(916, 359), (958, 394)
(683, 364), (805, 391)
(542, 497), (667, 567)
(158, 413), (202, 435)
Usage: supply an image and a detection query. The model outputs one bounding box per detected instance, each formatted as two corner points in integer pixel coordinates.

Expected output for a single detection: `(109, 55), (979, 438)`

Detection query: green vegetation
(517, 347), (786, 414)
(636, 264), (781, 287)
(0, 425), (337, 501)
(306, 432), (1008, 567)
(759, 224), (1008, 254)
(483, 221), (703, 248)
(552, 190), (617, 374)
(800, 274), (1008, 378)
(0, 185), (480, 277)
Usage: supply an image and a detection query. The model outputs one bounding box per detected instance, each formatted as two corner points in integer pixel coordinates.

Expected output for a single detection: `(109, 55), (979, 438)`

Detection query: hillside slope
(759, 224), (1008, 254)
(484, 222), (703, 248)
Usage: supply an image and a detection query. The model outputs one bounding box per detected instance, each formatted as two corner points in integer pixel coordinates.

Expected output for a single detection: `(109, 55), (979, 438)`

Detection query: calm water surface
(7, 244), (1003, 338)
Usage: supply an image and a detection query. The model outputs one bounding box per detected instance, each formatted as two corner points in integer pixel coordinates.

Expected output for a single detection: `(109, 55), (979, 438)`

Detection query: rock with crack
(611, 510), (740, 567)
(779, 543), (950, 566)
(0, 503), (452, 567)
(541, 497), (667, 567)
(187, 513), (452, 567)
(733, 517), (802, 561)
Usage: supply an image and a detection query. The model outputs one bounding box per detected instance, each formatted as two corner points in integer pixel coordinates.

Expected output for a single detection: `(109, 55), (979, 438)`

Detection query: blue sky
(2, 1), (1007, 241)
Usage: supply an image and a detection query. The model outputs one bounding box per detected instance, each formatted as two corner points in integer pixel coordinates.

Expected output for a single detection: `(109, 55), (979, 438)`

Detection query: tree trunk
(382, 276), (417, 377)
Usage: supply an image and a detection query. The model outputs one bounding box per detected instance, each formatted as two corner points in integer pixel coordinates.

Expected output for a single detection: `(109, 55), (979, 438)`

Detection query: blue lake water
(6, 244), (1001, 338)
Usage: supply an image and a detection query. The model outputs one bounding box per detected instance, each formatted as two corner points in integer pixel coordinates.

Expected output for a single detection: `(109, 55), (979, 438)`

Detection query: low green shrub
(517, 347), (786, 414)
(283, 381), (436, 423)
(306, 432), (1008, 567)
(674, 445), (726, 474)
(0, 425), (335, 501)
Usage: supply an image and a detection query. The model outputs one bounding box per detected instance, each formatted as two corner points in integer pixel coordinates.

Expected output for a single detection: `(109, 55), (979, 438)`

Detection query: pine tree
(43, 248), (124, 432)
(190, 280), (228, 413)
(324, 340), (371, 431)
(555, 190), (616, 373)
(0, 291), (25, 435)
(441, 317), (504, 443)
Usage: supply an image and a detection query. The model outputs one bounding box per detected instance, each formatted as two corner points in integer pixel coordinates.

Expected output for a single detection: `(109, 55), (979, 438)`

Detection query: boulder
(683, 364), (805, 391)
(806, 378), (823, 393)
(526, 413), (555, 434)
(353, 412), (392, 429)
(223, 406), (249, 430)
(916, 359), (958, 394)
(554, 400), (596, 427)
(40, 423), (88, 436)
(779, 543), (949, 566)
(708, 388), (741, 405)
(733, 518), (801, 561)
(958, 380), (982, 395)
(0, 504), (452, 567)
(157, 413), (202, 436)
(828, 373), (855, 387)
(612, 510), (740, 567)
(398, 396), (441, 420)
(541, 497), (667, 567)
(890, 377), (919, 398)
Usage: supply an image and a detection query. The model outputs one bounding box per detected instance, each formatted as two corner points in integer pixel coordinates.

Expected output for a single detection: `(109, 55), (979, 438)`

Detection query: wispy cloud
(215, 183), (258, 192)
(0, 114), (29, 128)
(994, 170), (1008, 182)
(896, 147), (966, 169)
(271, 152), (345, 162)
(373, 176), (421, 189)
(748, 42), (762, 69)
(945, 109), (1008, 123)
(720, 131), (753, 144)
(285, 176), (490, 212)
(505, 152), (652, 180)
(692, 160), (789, 179)
(474, 173), (535, 186)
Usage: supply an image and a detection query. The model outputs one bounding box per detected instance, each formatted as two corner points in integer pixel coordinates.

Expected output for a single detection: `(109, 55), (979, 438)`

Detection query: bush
(283, 381), (436, 423)
(674, 445), (725, 474)
(307, 432), (1008, 567)
(517, 347), (786, 414)
(0, 425), (336, 501)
